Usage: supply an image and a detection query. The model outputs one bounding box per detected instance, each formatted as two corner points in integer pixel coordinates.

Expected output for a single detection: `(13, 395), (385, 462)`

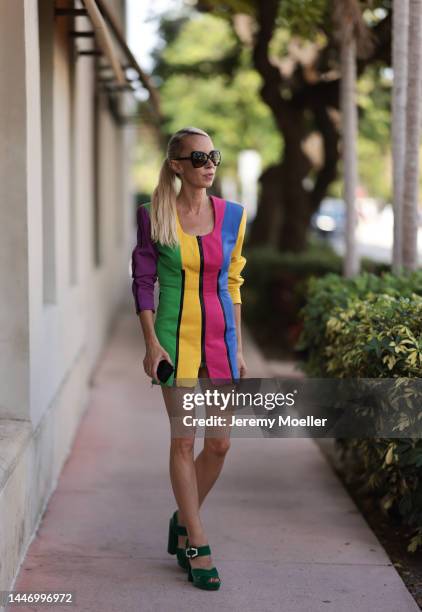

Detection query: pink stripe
(201, 197), (232, 380)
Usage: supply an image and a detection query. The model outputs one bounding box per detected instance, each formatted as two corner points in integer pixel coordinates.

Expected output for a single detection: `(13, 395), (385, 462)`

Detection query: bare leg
(161, 383), (200, 546)
(194, 365), (233, 512)
(161, 366), (232, 581)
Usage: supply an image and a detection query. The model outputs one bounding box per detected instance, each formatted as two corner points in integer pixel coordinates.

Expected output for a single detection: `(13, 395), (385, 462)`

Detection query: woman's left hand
(237, 350), (247, 378)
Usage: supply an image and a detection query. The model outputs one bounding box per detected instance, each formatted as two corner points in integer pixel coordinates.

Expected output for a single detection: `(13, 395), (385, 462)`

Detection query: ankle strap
(176, 524), (187, 536)
(173, 511), (188, 536)
(185, 544), (211, 559)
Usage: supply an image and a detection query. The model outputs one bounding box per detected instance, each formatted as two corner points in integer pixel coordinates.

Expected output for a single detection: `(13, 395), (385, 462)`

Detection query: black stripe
(196, 237), (206, 365)
(173, 269), (185, 380)
(217, 268), (235, 382)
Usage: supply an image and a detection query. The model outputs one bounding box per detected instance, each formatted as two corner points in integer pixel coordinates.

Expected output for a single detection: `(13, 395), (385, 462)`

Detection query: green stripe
(144, 203), (183, 387)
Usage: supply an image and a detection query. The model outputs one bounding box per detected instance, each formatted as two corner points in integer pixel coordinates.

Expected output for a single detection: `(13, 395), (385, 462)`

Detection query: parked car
(311, 198), (346, 238)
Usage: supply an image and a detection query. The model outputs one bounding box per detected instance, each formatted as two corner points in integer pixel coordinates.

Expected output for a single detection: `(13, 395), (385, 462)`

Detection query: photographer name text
(182, 415), (328, 428)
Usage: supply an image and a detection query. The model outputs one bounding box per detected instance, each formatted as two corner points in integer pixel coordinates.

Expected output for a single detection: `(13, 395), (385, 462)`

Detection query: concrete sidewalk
(10, 304), (420, 612)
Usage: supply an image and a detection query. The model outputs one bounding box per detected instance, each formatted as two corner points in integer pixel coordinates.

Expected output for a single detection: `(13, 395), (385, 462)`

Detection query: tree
(333, 0), (372, 277)
(150, 13), (282, 175)
(402, 0), (422, 270)
(196, 0), (392, 252)
(392, 0), (409, 271)
(146, 1), (392, 252)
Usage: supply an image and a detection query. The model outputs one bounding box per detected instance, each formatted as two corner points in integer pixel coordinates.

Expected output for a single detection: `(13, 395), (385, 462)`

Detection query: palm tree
(402, 0), (422, 271)
(392, 0), (409, 272)
(333, 1), (372, 278)
(341, 31), (359, 277)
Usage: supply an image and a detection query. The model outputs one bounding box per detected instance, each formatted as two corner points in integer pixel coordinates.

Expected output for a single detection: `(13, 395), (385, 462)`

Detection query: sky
(126, 0), (183, 72)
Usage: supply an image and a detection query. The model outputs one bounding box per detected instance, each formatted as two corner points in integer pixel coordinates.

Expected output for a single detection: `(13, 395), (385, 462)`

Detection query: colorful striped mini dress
(131, 195), (247, 388)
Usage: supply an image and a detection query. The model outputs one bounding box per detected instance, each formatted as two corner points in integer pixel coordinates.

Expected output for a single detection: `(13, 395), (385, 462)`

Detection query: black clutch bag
(156, 359), (174, 383)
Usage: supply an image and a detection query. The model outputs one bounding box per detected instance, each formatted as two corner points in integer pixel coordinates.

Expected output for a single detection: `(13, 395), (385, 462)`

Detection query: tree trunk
(341, 36), (360, 277)
(392, 0), (409, 272)
(278, 119), (313, 252)
(248, 93), (339, 252)
(402, 0), (422, 271)
(248, 164), (283, 246)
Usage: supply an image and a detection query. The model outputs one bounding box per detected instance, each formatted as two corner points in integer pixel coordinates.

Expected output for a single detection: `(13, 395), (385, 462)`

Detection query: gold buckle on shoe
(185, 546), (199, 558)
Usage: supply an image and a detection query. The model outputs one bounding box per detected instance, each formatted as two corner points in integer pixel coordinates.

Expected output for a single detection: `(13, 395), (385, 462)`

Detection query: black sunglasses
(172, 150), (222, 168)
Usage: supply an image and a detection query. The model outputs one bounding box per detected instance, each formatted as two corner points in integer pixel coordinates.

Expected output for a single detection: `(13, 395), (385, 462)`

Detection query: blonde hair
(150, 127), (210, 247)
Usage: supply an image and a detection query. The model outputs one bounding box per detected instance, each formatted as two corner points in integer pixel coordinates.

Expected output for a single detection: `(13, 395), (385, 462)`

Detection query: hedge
(242, 242), (388, 355)
(296, 270), (422, 552)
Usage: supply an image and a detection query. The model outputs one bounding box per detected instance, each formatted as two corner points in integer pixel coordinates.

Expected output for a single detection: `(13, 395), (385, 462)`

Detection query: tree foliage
(151, 12), (282, 174)
(140, 0), (393, 250)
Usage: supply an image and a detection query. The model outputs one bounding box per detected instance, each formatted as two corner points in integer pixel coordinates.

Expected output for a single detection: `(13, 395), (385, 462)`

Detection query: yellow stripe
(176, 232), (202, 382)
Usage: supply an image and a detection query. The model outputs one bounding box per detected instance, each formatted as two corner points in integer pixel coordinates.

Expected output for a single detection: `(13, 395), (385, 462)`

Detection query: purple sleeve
(131, 205), (159, 314)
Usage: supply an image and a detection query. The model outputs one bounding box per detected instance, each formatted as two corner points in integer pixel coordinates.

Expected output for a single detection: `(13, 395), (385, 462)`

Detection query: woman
(131, 127), (247, 590)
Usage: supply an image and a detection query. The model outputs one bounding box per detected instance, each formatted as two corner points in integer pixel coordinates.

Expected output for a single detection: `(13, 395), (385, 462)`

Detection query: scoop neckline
(176, 195), (216, 238)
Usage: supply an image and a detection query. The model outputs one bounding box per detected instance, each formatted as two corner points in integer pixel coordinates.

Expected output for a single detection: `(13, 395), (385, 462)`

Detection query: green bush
(297, 270), (422, 375)
(340, 437), (422, 553)
(324, 293), (422, 377)
(297, 270), (422, 552)
(242, 242), (387, 355)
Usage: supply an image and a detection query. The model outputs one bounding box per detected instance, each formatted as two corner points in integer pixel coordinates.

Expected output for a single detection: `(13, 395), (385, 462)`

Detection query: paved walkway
(10, 303), (420, 611)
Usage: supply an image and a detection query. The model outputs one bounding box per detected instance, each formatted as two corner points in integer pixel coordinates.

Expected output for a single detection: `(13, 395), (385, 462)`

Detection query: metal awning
(55, 0), (162, 125)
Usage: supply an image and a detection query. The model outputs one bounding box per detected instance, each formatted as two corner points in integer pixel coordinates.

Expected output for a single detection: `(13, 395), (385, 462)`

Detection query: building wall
(0, 0), (29, 421)
(0, 0), (133, 426)
(0, 0), (135, 594)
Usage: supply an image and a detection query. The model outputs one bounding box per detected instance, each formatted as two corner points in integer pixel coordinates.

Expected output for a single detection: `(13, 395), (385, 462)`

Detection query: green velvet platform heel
(167, 510), (189, 571)
(185, 538), (221, 590)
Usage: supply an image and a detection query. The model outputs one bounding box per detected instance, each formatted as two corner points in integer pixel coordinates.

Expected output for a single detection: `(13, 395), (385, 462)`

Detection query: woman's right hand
(143, 340), (173, 383)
